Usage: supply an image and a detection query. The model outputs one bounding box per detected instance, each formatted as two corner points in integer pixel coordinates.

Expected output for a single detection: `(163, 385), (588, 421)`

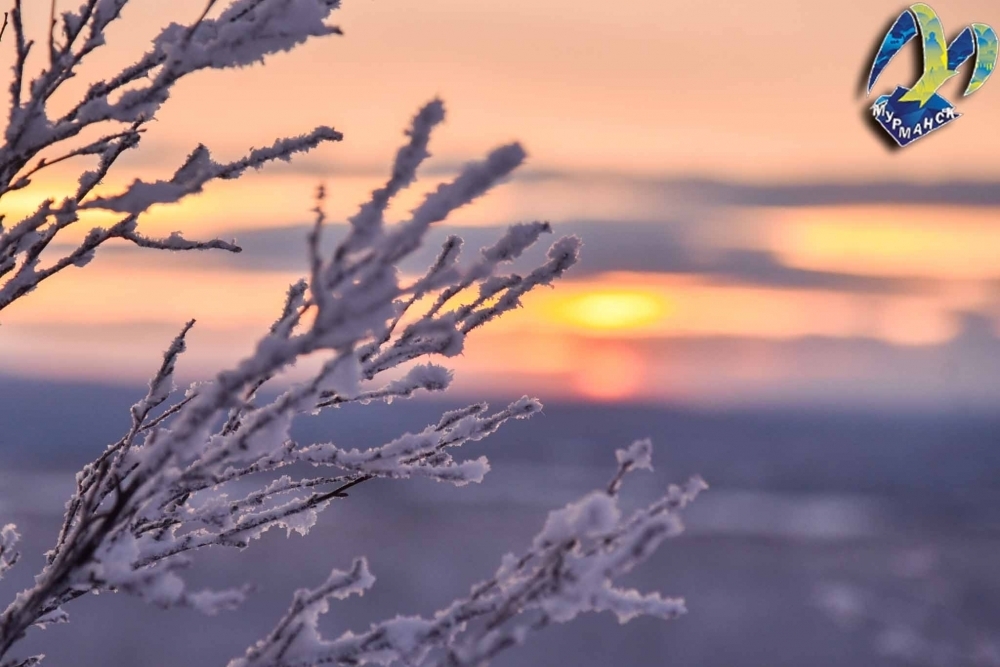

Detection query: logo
(867, 3), (997, 146)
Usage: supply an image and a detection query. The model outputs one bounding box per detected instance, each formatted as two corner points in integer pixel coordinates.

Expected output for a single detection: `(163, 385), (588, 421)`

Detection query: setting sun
(557, 290), (669, 332)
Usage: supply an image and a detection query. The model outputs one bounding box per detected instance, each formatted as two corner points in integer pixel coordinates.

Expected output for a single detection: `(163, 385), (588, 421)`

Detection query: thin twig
(47, 0), (56, 66)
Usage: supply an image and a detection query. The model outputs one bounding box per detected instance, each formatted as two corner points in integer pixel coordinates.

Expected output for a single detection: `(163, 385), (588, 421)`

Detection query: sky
(1, 0), (999, 408)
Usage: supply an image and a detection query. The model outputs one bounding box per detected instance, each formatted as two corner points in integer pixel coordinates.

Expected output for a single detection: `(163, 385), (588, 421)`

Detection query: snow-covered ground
(2, 383), (999, 666)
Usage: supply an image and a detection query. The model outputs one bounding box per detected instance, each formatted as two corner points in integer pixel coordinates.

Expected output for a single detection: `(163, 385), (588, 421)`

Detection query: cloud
(183, 220), (932, 295)
(106, 138), (1000, 209)
(5, 307), (998, 412)
(668, 178), (1000, 208)
(699, 249), (933, 293)
(504, 170), (1000, 208)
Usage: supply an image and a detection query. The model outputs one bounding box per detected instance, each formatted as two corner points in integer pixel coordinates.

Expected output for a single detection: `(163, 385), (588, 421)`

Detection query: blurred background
(1, 0), (999, 664)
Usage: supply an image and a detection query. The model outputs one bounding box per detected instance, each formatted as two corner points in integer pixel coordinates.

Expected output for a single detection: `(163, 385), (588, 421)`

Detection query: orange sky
(1, 0), (999, 408)
(10, 0), (1000, 180)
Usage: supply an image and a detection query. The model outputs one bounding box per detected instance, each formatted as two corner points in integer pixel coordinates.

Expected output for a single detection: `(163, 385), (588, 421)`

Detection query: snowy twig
(0, 526), (18, 582)
(230, 443), (706, 667)
(0, 92), (583, 664)
(0, 0), (346, 313)
(0, 3), (706, 666)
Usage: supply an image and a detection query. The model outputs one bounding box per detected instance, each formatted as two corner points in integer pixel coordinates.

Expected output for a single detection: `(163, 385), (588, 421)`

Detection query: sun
(557, 290), (669, 332)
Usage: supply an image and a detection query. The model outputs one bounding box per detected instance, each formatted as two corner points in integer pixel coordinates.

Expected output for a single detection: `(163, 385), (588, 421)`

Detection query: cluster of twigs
(0, 2), (703, 666)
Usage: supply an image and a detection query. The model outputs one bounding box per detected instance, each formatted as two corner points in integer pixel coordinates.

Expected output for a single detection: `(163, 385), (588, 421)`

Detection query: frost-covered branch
(0, 4), (709, 667)
(0, 96), (581, 664)
(0, 526), (18, 582)
(229, 441), (706, 667)
(0, 0), (346, 313)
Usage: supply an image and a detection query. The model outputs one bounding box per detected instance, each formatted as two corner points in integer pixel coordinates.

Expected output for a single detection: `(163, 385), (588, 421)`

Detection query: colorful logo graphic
(867, 3), (997, 146)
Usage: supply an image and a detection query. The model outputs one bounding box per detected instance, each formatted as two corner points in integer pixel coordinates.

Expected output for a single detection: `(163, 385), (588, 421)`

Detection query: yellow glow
(5, 253), (966, 349)
(518, 273), (959, 344)
(769, 206), (1000, 279)
(557, 290), (668, 331)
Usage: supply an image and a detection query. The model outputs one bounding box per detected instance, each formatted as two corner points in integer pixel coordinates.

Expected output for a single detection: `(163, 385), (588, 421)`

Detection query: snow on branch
(0, 5), (706, 667)
(0, 94), (583, 665)
(229, 443), (706, 667)
(0, 0), (345, 314)
(0, 526), (18, 581)
(83, 129), (344, 215)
